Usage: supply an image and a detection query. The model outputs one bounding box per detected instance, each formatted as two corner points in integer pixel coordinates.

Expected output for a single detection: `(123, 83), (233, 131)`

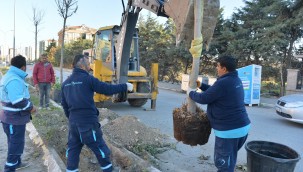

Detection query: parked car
(275, 94), (303, 124)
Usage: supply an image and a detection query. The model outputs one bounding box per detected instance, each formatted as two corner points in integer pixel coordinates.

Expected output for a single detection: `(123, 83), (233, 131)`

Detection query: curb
(158, 86), (183, 93)
(18, 85), (66, 171)
(26, 122), (66, 172)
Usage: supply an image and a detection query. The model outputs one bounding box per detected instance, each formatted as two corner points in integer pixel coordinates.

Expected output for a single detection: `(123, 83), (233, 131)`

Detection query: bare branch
(31, 6), (45, 61)
(32, 6), (45, 27)
(55, 0), (78, 19)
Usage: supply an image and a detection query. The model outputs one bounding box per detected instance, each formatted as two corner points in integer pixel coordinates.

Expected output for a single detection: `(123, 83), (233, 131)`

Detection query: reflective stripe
(92, 130), (96, 141)
(22, 102), (31, 110)
(2, 102), (31, 112)
(99, 148), (105, 158)
(101, 164), (112, 170)
(9, 125), (13, 134)
(66, 148), (69, 158)
(66, 169), (79, 172)
(80, 134), (82, 143)
(2, 106), (22, 111)
(6, 161), (18, 167)
(12, 97), (23, 104)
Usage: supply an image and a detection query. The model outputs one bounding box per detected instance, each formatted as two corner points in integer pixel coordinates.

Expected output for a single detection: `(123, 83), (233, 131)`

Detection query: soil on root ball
(173, 103), (211, 146)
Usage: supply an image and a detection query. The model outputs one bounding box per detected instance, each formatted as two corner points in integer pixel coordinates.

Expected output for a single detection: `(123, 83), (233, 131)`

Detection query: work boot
(16, 162), (30, 171)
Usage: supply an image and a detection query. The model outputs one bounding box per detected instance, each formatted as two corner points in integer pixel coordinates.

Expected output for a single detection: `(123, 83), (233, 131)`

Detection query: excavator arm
(114, 0), (220, 106)
(116, 0), (168, 84)
(116, 0), (220, 84)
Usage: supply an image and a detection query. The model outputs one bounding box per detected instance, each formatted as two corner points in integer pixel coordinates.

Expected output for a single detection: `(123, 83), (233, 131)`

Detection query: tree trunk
(35, 25), (38, 61)
(187, 0), (204, 113)
(184, 58), (190, 74)
(60, 18), (66, 84)
(280, 49), (287, 96)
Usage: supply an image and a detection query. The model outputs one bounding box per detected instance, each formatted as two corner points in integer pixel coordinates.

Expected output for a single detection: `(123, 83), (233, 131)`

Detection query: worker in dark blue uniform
(0, 55), (37, 172)
(188, 56), (251, 172)
(61, 54), (133, 172)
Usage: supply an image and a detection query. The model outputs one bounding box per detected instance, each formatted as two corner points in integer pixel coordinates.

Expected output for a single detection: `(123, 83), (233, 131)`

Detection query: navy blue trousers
(2, 122), (26, 172)
(66, 122), (113, 172)
(214, 135), (248, 172)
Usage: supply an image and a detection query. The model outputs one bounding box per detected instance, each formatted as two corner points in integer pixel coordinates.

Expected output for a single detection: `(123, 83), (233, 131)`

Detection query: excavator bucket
(163, 0), (220, 50)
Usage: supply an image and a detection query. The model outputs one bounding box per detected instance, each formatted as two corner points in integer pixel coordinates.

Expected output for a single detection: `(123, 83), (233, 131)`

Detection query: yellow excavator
(87, 0), (220, 110)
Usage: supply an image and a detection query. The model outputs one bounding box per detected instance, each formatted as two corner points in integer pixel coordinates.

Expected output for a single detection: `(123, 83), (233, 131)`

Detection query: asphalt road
(102, 89), (303, 172)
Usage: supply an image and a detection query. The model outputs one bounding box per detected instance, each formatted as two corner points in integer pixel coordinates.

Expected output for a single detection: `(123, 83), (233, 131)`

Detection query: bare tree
(32, 7), (44, 61)
(55, 0), (78, 84)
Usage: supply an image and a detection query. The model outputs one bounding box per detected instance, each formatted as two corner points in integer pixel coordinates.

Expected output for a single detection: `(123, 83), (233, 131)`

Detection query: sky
(0, 0), (245, 54)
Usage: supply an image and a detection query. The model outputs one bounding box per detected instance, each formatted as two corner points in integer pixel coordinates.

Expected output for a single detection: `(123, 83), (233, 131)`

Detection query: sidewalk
(0, 124), (47, 172)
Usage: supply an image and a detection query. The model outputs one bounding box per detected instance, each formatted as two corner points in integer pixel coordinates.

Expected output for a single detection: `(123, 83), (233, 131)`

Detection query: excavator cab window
(93, 26), (140, 71)
(94, 30), (112, 63)
(112, 27), (140, 71)
(129, 32), (139, 71)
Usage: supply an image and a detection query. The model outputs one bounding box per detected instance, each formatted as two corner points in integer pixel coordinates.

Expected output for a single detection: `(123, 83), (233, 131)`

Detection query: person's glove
(126, 82), (134, 92)
(188, 80), (201, 88)
(196, 80), (201, 88)
(187, 88), (196, 96)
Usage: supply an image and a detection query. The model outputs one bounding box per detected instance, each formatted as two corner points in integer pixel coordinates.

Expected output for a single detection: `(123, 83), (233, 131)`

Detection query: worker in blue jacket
(61, 54), (133, 172)
(187, 55), (251, 172)
(0, 55), (36, 172)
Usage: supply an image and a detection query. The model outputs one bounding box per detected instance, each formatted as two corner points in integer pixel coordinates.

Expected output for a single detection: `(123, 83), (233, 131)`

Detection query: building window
(82, 33), (86, 39)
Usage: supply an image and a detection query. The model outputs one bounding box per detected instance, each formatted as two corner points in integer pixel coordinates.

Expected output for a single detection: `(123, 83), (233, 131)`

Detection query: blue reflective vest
(0, 66), (32, 125)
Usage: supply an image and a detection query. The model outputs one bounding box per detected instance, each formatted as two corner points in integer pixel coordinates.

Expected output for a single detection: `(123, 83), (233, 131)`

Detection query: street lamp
(13, 0), (16, 57)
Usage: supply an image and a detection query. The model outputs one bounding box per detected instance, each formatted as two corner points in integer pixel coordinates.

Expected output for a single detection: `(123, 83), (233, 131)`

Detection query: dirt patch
(30, 89), (173, 171)
(103, 115), (167, 151)
(103, 115), (173, 170)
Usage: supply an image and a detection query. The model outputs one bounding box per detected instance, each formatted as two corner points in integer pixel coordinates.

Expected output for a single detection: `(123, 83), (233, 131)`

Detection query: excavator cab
(91, 25), (158, 109)
(93, 25), (139, 72)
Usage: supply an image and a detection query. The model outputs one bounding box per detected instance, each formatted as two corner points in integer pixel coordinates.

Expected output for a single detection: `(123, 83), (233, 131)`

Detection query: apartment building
(39, 39), (57, 56)
(57, 24), (96, 45)
(24, 46), (33, 61)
